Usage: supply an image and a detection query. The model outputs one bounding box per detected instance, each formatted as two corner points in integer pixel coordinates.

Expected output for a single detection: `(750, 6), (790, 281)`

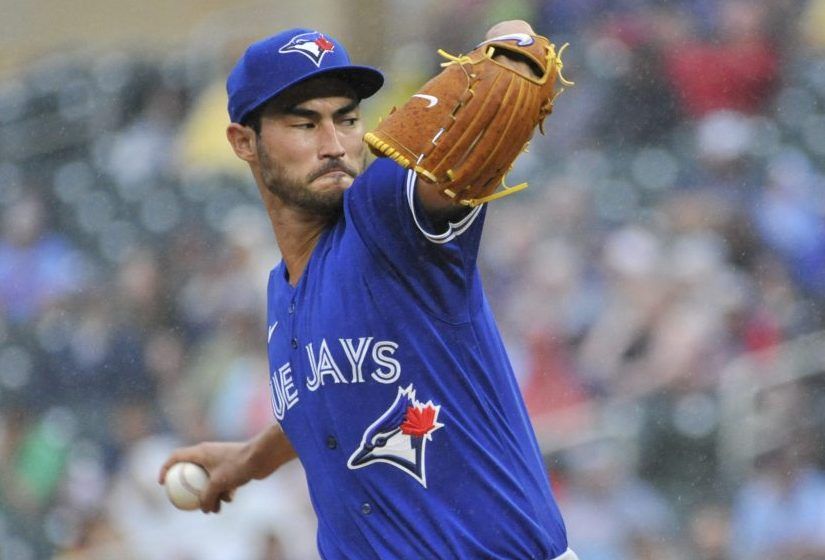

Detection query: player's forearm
(243, 423), (297, 479)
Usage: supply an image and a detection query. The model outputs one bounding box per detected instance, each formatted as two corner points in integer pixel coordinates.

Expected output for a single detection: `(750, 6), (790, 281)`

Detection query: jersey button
(360, 502), (372, 515)
(291, 338), (298, 349)
(288, 302), (296, 314)
(326, 436), (337, 450)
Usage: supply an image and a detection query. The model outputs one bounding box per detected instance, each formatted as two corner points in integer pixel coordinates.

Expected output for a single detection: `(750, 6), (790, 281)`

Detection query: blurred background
(1, 0), (824, 558)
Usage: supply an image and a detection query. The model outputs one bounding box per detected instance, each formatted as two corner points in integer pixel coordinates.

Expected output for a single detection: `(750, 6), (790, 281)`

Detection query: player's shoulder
(351, 157), (408, 191)
(342, 157), (412, 250)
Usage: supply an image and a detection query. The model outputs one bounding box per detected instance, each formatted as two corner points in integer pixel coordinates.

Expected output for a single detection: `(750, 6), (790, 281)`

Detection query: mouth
(312, 170), (355, 190)
(309, 163), (357, 183)
(319, 170), (350, 179)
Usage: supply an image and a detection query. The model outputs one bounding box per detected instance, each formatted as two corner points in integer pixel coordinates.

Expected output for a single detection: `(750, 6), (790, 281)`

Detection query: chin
(312, 188), (346, 212)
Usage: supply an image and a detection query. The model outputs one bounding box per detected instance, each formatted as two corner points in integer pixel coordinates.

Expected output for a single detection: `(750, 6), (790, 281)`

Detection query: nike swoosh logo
(268, 322), (279, 342)
(478, 32), (534, 47)
(412, 94), (438, 108)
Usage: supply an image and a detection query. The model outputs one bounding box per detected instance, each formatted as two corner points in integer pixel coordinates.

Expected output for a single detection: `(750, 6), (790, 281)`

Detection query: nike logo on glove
(268, 322), (279, 342)
(413, 94), (438, 108)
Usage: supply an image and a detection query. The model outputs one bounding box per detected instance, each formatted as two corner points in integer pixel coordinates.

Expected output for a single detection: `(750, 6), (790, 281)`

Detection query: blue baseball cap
(227, 28), (384, 124)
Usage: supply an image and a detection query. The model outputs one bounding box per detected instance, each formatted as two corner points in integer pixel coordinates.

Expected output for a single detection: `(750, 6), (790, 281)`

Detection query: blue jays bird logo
(347, 384), (443, 487)
(278, 31), (336, 67)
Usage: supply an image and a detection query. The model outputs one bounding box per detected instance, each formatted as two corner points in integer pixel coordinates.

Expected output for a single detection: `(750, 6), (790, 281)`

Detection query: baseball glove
(365, 33), (571, 207)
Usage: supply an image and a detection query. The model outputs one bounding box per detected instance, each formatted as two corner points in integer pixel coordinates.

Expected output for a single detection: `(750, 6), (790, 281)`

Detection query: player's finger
(200, 490), (217, 513)
(200, 480), (223, 513)
(158, 452), (190, 484)
(158, 453), (185, 484)
(158, 446), (205, 484)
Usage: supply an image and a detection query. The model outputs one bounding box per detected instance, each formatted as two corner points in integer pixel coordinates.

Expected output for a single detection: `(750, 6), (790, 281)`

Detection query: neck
(258, 184), (333, 286)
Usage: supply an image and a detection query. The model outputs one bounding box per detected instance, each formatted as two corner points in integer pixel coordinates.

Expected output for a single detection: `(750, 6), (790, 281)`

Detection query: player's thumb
(199, 473), (229, 513)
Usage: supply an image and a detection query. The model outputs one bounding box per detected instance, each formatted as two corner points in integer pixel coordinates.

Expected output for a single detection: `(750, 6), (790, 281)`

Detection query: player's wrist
(239, 438), (269, 480)
(244, 424), (293, 479)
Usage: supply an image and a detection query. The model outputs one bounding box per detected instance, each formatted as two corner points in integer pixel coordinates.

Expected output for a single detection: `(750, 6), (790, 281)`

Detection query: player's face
(255, 91), (366, 217)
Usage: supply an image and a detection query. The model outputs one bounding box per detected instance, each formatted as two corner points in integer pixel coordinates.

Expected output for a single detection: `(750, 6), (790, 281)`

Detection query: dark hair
(242, 105), (264, 135)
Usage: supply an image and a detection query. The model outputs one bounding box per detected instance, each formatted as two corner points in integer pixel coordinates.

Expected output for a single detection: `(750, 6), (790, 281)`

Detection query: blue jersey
(266, 158), (569, 559)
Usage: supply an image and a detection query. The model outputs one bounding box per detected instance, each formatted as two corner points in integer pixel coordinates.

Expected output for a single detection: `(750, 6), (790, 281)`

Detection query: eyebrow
(283, 99), (360, 119)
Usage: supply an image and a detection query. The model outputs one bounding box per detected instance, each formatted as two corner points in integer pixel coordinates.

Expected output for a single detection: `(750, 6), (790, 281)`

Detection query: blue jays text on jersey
(266, 158), (571, 559)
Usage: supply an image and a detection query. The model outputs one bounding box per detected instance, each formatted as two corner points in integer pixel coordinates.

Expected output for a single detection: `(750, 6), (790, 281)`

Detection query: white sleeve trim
(405, 169), (483, 245)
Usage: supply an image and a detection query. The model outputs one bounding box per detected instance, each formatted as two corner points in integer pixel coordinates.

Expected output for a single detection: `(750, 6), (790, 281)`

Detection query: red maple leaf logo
(400, 405), (437, 437)
(315, 36), (334, 52)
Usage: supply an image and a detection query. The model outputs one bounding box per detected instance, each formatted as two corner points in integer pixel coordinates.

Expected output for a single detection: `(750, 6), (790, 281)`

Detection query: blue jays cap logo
(278, 31), (336, 67)
(347, 384), (443, 487)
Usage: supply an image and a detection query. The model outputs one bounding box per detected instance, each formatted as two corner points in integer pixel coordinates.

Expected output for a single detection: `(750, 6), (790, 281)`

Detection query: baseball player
(159, 19), (576, 559)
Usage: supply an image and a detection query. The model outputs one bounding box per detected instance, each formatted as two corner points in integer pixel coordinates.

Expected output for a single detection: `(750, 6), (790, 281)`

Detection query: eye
(292, 122), (315, 129)
(372, 435), (387, 447)
(341, 117), (359, 126)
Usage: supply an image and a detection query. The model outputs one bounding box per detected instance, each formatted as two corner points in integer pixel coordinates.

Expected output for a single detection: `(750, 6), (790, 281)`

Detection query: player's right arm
(158, 423), (297, 513)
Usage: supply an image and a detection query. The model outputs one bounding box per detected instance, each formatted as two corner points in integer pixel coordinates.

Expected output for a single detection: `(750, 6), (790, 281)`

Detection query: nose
(318, 121), (346, 159)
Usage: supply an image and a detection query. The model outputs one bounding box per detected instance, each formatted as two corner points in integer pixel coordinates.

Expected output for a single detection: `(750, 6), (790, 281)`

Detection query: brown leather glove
(365, 32), (571, 206)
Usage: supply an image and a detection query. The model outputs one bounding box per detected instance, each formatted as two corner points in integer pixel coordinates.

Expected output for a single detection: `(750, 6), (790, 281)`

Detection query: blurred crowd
(1, 0), (825, 558)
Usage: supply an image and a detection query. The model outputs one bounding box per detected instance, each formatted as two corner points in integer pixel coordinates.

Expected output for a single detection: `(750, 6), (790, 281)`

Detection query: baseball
(164, 461), (209, 511)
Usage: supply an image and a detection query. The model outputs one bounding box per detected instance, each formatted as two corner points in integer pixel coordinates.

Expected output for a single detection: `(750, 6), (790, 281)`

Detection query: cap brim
(312, 66), (384, 100)
(242, 65), (384, 123)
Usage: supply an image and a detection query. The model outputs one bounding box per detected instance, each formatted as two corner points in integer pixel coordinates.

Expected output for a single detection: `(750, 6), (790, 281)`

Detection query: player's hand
(158, 441), (253, 514)
(484, 20), (541, 78)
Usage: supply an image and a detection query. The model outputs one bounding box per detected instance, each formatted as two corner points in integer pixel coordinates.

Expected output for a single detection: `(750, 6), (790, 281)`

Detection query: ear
(226, 123), (258, 163)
